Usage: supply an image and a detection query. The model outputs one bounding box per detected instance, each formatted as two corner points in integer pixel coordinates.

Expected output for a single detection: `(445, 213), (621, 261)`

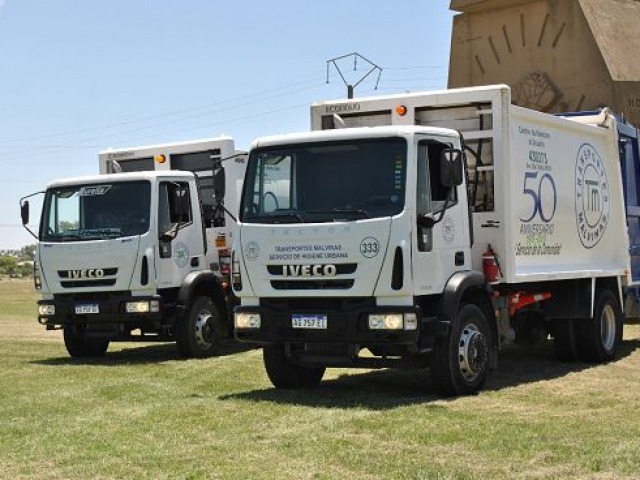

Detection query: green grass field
(1, 279), (639, 479)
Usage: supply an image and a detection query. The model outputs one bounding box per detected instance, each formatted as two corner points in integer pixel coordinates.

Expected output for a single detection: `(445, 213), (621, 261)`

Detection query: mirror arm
(212, 151), (248, 179)
(420, 193), (452, 228)
(216, 151), (248, 165)
(214, 199), (237, 223)
(22, 224), (38, 240)
(160, 221), (181, 243)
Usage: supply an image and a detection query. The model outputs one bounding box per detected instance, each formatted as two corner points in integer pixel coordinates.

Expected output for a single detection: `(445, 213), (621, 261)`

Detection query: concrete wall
(449, 0), (640, 125)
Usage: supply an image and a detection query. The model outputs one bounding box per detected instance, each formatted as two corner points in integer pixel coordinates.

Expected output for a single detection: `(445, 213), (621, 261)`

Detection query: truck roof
(311, 83), (510, 109)
(250, 125), (461, 149)
(45, 170), (195, 189)
(98, 135), (234, 156)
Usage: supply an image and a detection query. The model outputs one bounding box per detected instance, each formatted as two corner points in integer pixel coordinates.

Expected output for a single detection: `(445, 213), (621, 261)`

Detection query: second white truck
(231, 85), (636, 395)
(21, 136), (247, 358)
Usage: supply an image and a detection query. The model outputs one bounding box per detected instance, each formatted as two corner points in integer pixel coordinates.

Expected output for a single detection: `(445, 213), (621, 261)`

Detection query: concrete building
(448, 0), (640, 125)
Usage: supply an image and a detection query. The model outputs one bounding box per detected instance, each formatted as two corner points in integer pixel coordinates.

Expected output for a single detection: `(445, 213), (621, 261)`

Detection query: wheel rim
(600, 303), (617, 352)
(458, 322), (488, 382)
(194, 308), (214, 350)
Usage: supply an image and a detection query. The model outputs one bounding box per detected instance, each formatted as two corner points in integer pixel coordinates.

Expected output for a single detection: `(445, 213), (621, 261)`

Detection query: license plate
(292, 314), (327, 329)
(75, 304), (99, 315)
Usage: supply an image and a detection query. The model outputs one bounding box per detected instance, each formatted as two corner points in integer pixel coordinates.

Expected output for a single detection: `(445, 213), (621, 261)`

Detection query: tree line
(0, 244), (36, 277)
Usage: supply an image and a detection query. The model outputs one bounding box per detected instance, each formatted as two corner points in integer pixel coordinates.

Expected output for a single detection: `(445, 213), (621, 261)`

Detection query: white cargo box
(311, 85), (629, 284)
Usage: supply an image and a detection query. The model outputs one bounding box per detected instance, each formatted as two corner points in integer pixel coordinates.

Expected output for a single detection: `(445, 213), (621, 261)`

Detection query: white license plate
(75, 304), (99, 315)
(292, 314), (327, 329)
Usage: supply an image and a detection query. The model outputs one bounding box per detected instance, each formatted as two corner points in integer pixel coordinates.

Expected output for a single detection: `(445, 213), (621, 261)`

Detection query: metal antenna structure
(326, 52), (383, 99)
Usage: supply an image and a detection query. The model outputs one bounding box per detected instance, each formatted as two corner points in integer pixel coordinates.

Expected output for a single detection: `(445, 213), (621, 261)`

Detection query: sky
(0, 0), (455, 250)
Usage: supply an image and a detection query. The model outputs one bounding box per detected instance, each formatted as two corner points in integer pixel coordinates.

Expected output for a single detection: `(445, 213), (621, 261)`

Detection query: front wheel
(431, 303), (492, 396)
(575, 289), (623, 363)
(263, 344), (326, 389)
(63, 325), (109, 358)
(176, 296), (221, 358)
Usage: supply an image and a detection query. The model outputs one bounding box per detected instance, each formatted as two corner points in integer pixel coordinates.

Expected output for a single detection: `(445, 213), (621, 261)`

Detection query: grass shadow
(487, 337), (639, 391)
(221, 368), (441, 410)
(31, 339), (256, 366)
(220, 337), (640, 410)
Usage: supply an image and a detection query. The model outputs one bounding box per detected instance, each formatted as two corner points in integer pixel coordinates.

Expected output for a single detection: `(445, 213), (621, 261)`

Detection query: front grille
(271, 279), (354, 290)
(58, 268), (118, 279)
(267, 263), (357, 275)
(261, 297), (373, 312)
(61, 279), (117, 288)
(54, 291), (129, 301)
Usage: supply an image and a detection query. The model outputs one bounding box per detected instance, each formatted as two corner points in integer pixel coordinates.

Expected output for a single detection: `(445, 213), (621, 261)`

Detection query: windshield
(241, 138), (407, 223)
(41, 181), (151, 242)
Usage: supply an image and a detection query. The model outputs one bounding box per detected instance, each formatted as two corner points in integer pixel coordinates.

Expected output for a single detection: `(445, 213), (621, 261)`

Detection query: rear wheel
(431, 303), (492, 396)
(63, 325), (109, 358)
(176, 296), (221, 358)
(263, 344), (326, 389)
(575, 289), (623, 363)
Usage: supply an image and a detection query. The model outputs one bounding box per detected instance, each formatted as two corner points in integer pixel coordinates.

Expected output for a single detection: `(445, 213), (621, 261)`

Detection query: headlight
(125, 300), (160, 314)
(38, 304), (55, 316)
(235, 312), (261, 329)
(369, 313), (403, 330)
(368, 313), (418, 331)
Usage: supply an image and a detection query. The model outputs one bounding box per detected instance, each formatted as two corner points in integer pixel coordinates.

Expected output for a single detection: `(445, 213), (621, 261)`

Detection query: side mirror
(172, 187), (190, 219)
(213, 162), (226, 201)
(418, 213), (436, 229)
(20, 201), (29, 226)
(440, 148), (463, 187)
(160, 187), (189, 243)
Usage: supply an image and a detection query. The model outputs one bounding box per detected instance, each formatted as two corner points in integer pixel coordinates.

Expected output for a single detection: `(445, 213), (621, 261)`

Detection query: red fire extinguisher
(482, 244), (502, 284)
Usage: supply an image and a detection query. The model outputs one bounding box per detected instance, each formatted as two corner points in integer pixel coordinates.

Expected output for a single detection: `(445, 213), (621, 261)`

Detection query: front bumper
(234, 298), (421, 346)
(37, 294), (163, 327)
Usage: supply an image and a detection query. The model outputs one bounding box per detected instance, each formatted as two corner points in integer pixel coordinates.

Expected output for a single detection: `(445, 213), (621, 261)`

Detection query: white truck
(99, 136), (246, 279)
(231, 84), (634, 395)
(20, 137), (247, 358)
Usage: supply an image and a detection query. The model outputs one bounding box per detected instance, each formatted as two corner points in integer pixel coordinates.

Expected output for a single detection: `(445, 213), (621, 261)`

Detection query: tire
(176, 296), (221, 358)
(263, 344), (326, 389)
(63, 325), (109, 358)
(431, 303), (492, 396)
(553, 319), (578, 361)
(575, 289), (623, 363)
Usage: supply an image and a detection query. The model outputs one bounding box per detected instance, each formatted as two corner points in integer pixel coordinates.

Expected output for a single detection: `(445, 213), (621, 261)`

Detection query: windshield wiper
(261, 212), (305, 223)
(306, 208), (371, 220)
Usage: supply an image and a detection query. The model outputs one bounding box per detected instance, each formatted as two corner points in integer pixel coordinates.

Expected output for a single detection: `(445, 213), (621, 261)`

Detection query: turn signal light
(154, 154), (167, 164)
(395, 105), (408, 116)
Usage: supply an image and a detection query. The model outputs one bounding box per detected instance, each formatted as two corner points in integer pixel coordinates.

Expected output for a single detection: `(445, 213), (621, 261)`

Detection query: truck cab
(23, 170), (231, 358)
(232, 126), (483, 394)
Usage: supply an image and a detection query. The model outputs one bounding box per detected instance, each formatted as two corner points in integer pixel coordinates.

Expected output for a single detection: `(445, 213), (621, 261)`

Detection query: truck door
(620, 135), (640, 282)
(156, 181), (205, 288)
(412, 139), (471, 295)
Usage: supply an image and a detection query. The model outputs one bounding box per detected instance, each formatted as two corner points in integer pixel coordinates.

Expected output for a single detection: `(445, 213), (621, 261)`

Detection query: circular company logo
(174, 242), (190, 268)
(442, 216), (455, 244)
(244, 241), (260, 261)
(575, 143), (610, 249)
(360, 236), (380, 258)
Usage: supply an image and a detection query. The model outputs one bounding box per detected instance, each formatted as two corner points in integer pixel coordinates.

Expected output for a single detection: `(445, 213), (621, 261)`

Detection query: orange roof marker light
(154, 154), (167, 164)
(395, 105), (408, 117)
